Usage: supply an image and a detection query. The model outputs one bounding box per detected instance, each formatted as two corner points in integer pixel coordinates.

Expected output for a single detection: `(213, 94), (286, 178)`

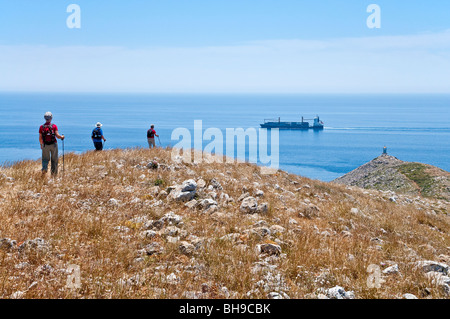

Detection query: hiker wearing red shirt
(39, 112), (65, 175)
(147, 124), (159, 148)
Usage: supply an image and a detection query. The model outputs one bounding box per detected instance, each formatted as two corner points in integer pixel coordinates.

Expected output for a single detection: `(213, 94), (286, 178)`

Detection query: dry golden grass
(0, 147), (448, 299)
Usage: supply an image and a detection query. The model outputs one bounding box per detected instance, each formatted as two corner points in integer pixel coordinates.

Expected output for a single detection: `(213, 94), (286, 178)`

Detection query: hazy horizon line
(2, 91), (450, 95)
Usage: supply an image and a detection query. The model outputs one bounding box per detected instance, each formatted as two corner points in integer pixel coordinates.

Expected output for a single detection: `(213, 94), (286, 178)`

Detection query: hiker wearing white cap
(147, 124), (159, 148)
(92, 122), (106, 151)
(38, 112), (65, 175)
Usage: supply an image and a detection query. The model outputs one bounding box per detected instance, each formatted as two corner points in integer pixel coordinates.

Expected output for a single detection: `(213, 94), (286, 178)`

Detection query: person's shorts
(148, 138), (156, 148)
(94, 141), (103, 151)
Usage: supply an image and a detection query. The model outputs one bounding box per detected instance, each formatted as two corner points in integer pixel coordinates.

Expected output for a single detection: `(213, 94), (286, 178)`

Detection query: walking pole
(157, 136), (161, 146)
(62, 137), (65, 178)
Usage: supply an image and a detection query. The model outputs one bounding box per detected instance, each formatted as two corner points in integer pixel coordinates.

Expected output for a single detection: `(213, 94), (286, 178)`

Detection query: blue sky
(1, 1), (450, 93)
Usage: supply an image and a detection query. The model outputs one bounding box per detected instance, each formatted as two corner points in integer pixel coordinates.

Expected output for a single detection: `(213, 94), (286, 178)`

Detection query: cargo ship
(260, 116), (324, 130)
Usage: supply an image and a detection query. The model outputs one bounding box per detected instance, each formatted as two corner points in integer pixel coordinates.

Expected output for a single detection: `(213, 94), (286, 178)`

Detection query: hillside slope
(0, 148), (449, 299)
(333, 154), (450, 201)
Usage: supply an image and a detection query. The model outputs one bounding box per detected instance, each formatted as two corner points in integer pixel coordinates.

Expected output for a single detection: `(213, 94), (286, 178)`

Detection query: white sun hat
(44, 111), (53, 120)
(96, 122), (102, 127)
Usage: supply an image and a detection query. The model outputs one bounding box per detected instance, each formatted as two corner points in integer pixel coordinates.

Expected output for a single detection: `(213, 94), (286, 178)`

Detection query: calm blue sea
(0, 93), (449, 182)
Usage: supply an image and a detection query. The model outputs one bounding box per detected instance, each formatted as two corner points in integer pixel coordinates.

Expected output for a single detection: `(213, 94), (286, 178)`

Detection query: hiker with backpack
(92, 122), (106, 151)
(39, 112), (65, 175)
(147, 124), (159, 148)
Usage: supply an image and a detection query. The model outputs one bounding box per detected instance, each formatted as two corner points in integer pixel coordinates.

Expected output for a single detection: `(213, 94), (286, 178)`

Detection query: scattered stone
(210, 178), (223, 190)
(299, 204), (320, 219)
(221, 287), (231, 298)
(203, 205), (218, 214)
(238, 192), (251, 202)
(0, 238), (17, 251)
(269, 225), (285, 235)
(257, 243), (282, 256)
(157, 190), (168, 198)
(439, 254), (450, 264)
(161, 226), (181, 237)
(181, 179), (197, 192)
(10, 291), (25, 299)
(130, 197), (141, 204)
(255, 190), (264, 197)
(165, 273), (179, 285)
(18, 238), (49, 254)
(257, 203), (269, 214)
(208, 191), (217, 200)
(247, 227), (271, 239)
(161, 212), (183, 227)
(199, 199), (218, 210)
(140, 242), (164, 256)
(185, 199), (198, 209)
(424, 271), (450, 295)
(35, 264), (53, 276)
(118, 273), (145, 288)
(324, 286), (355, 299)
(179, 241), (195, 255)
(197, 179), (206, 188)
(417, 261), (449, 275)
(370, 237), (384, 244)
(142, 230), (157, 239)
(383, 264), (400, 275)
(169, 179), (197, 202)
(186, 169), (195, 176)
(268, 291), (289, 299)
(146, 160), (159, 170)
(240, 197), (258, 214)
(166, 236), (180, 244)
(107, 198), (119, 206)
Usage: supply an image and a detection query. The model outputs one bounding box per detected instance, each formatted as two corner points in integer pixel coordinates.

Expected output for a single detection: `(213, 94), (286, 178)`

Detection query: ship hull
(260, 123), (323, 130)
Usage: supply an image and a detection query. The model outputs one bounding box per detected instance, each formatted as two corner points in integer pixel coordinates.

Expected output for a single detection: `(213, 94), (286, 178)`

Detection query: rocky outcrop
(240, 196), (269, 214)
(168, 179), (197, 202)
(334, 154), (450, 201)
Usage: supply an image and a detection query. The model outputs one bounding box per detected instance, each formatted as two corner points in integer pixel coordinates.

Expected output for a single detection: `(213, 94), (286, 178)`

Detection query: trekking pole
(157, 136), (161, 146)
(62, 137), (65, 178)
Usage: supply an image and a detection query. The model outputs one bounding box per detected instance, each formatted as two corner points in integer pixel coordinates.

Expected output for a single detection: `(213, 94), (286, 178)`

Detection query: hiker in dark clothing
(38, 112), (65, 175)
(147, 124), (159, 148)
(92, 122), (106, 151)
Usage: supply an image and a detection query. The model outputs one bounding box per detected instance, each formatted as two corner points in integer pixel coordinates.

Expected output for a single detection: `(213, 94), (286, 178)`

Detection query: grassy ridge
(0, 148), (449, 299)
(397, 163), (447, 200)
